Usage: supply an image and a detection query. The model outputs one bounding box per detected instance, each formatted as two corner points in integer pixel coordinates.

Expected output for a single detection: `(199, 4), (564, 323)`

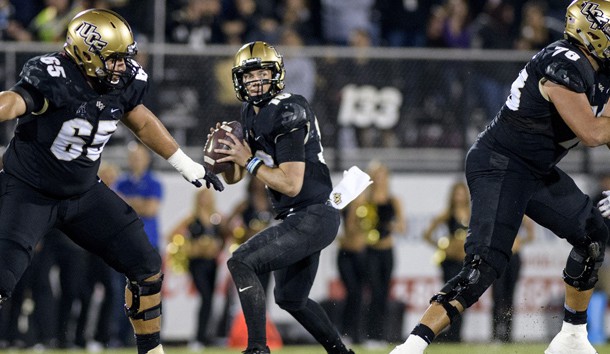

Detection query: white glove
(597, 190), (610, 218)
(328, 166), (373, 210)
(168, 149), (205, 187)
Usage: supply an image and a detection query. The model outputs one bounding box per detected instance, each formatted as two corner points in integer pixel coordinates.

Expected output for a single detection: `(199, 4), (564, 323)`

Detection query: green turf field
(6, 343), (610, 354)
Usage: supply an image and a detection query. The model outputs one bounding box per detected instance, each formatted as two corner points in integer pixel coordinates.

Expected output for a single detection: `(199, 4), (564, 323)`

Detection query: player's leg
(60, 182), (163, 354)
(227, 202), (345, 353)
(272, 204), (352, 354)
(0, 172), (58, 309)
(526, 169), (605, 354)
(392, 146), (535, 354)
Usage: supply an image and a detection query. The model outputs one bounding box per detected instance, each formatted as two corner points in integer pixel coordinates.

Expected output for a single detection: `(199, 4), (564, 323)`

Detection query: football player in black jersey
(392, 1), (610, 353)
(212, 41), (354, 354)
(0, 8), (223, 354)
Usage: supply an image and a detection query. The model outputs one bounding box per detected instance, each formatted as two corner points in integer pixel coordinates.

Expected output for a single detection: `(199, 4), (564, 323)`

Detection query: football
(203, 121), (244, 174)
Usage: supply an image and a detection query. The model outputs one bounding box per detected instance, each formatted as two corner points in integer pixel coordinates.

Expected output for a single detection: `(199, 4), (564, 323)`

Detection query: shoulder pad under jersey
(544, 60), (587, 93)
(270, 94), (309, 138)
(537, 42), (593, 94)
(19, 53), (76, 107)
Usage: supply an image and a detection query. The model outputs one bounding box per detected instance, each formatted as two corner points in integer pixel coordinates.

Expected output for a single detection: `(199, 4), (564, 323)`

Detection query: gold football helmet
(64, 8), (139, 87)
(565, 0), (610, 63)
(232, 41), (285, 105)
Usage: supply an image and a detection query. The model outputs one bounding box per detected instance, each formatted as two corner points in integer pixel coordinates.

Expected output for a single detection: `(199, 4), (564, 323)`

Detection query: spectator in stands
(116, 141), (163, 251)
(375, 0), (438, 47)
(28, 0), (83, 42)
(439, 0), (472, 48)
(470, 1), (520, 123)
(0, 1), (33, 41)
(166, 0), (225, 47)
(423, 180), (469, 342)
(167, 188), (227, 351)
(277, 0), (322, 45)
(221, 0), (279, 45)
(363, 161), (406, 348)
(279, 28), (316, 102)
(425, 4), (447, 47)
(491, 216), (535, 343)
(514, 0), (564, 50)
(320, 0), (376, 45)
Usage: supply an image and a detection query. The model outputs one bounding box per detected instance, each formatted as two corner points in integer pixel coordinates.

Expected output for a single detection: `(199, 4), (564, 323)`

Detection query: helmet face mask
(565, 0), (610, 64)
(232, 41), (285, 106)
(64, 9), (140, 89)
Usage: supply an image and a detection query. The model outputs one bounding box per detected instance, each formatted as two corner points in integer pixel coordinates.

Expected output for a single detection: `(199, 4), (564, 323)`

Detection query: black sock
(135, 332), (160, 354)
(411, 323), (436, 344)
(564, 305), (588, 325)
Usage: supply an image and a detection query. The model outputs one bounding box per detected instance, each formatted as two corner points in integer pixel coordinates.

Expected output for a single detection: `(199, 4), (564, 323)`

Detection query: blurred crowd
(3, 0), (567, 51)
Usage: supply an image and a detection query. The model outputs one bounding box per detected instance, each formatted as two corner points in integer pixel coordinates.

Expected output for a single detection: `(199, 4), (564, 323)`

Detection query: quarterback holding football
(210, 41), (360, 354)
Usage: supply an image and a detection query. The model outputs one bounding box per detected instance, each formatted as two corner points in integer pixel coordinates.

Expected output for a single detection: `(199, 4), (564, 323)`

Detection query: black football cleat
(242, 345), (271, 354)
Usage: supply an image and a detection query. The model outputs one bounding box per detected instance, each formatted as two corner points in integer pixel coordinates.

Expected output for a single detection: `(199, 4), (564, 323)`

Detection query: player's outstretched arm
(122, 104), (224, 191)
(544, 80), (610, 146)
(0, 90), (27, 121)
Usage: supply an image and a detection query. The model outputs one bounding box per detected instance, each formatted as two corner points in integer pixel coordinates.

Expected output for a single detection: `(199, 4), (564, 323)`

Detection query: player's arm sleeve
(271, 101), (308, 164)
(543, 61), (588, 93)
(9, 81), (48, 116)
(275, 127), (306, 164)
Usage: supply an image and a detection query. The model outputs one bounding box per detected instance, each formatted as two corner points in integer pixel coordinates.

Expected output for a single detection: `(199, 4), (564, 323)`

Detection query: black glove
(204, 170), (224, 191)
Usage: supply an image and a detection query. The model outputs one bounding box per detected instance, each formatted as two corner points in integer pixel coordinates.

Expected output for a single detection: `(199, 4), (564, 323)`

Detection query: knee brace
(431, 255), (498, 323)
(563, 237), (605, 291)
(125, 273), (163, 332)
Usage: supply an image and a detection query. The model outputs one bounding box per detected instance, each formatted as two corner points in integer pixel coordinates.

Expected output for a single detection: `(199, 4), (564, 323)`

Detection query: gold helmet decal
(231, 41), (285, 105)
(565, 0), (610, 62)
(73, 21), (108, 53)
(64, 8), (139, 87)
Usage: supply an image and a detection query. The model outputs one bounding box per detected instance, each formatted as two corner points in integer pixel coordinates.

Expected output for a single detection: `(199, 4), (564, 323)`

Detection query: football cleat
(389, 336), (427, 354)
(545, 322), (598, 354)
(242, 345), (270, 354)
(146, 344), (165, 354)
(390, 343), (418, 354)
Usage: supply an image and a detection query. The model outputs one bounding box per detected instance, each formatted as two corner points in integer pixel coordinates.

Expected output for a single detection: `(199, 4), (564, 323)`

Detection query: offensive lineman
(212, 41), (355, 354)
(0, 8), (223, 354)
(391, 1), (610, 353)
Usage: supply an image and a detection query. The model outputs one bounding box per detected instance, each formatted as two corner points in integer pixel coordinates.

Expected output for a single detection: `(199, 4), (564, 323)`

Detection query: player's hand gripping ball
(203, 121), (243, 174)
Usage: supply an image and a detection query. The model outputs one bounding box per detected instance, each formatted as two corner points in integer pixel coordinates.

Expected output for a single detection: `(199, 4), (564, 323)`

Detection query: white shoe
(390, 336), (427, 354)
(545, 322), (598, 354)
(146, 344), (165, 354)
(390, 343), (410, 354)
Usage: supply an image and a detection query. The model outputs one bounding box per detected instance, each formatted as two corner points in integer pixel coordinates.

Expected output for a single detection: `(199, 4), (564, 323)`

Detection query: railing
(0, 41), (606, 174)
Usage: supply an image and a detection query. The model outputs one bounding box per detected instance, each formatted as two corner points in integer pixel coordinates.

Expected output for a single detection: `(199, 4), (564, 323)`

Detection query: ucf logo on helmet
(75, 21), (108, 53)
(581, 2), (608, 29)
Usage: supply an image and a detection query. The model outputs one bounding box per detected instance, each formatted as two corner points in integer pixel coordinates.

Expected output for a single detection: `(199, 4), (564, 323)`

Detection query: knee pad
(125, 273), (163, 323)
(563, 237), (605, 291)
(431, 255), (498, 320)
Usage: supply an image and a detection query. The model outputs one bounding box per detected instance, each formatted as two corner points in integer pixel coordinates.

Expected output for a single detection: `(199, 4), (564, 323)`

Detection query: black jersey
(480, 39), (610, 175)
(3, 52), (148, 198)
(241, 93), (333, 218)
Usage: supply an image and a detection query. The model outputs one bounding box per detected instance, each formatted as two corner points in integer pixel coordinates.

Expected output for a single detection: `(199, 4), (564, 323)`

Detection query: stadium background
(2, 19), (610, 348)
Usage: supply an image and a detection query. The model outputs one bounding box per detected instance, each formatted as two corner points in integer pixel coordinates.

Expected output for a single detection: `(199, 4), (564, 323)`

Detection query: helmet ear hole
(82, 51), (91, 61)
